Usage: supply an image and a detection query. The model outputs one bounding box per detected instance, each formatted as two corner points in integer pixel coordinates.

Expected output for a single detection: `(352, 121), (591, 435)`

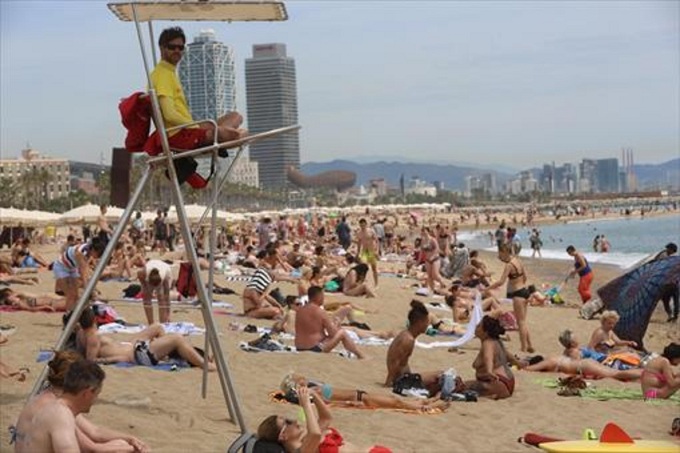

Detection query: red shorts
(144, 128), (206, 156)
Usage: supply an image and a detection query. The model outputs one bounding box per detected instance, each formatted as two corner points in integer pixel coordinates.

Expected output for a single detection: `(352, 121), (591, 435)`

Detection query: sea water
(458, 214), (680, 269)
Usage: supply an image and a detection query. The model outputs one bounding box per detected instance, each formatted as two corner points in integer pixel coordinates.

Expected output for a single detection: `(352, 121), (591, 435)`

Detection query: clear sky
(1, 0), (678, 170)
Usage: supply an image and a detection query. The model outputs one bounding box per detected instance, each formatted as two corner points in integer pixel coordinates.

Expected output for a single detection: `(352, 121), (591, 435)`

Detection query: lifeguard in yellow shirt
(151, 27), (246, 152)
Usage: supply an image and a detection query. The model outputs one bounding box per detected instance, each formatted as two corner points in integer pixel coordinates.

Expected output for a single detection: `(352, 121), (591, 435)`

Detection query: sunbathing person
(274, 296), (393, 340)
(641, 342), (680, 399)
(295, 286), (365, 358)
(385, 300), (443, 395)
(522, 329), (642, 381)
(100, 242), (133, 280)
(297, 266), (327, 297)
(14, 351), (149, 453)
(282, 373), (449, 412)
(11, 238), (49, 269)
(0, 333), (28, 382)
(0, 258), (39, 285)
(77, 307), (216, 370)
(588, 310), (637, 353)
(464, 316), (516, 400)
(0, 287), (66, 312)
(257, 384), (330, 453)
(342, 263), (376, 298)
(242, 247), (296, 319)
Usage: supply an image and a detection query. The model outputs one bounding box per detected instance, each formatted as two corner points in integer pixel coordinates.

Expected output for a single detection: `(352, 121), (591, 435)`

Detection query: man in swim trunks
(385, 300), (443, 396)
(356, 218), (379, 287)
(294, 286), (365, 358)
(567, 245), (594, 303)
(77, 307), (215, 370)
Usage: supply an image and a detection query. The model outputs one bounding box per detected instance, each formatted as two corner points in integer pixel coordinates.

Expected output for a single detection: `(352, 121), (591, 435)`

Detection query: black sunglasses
(165, 44), (185, 51)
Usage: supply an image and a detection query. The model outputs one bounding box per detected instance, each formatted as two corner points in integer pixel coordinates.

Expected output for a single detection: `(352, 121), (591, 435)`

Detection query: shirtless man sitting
(77, 307), (215, 370)
(385, 300), (443, 396)
(15, 360), (105, 453)
(294, 286), (365, 359)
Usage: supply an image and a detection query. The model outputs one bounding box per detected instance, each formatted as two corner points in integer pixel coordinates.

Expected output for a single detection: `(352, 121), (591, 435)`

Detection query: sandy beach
(1, 245), (679, 452)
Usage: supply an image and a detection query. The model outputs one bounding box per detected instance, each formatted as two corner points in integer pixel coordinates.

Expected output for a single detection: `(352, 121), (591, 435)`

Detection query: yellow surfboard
(540, 439), (680, 453)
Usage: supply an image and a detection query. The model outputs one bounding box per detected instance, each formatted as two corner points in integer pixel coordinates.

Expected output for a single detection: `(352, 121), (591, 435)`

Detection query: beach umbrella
(60, 204), (124, 223)
(0, 207), (24, 225)
(597, 255), (680, 349)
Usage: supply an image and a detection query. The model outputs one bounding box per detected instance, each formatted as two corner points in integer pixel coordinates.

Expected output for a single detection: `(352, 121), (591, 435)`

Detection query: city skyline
(1, 1), (678, 169)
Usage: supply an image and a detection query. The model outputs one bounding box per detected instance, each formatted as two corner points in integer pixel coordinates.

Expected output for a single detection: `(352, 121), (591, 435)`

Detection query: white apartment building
(0, 148), (71, 200)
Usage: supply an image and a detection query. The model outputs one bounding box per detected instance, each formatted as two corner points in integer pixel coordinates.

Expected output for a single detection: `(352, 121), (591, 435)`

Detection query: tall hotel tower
(178, 29), (236, 122)
(245, 43), (300, 189)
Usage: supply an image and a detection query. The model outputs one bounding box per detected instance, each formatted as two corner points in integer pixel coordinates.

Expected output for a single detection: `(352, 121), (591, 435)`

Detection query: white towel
(416, 294), (483, 349)
(98, 322), (205, 336)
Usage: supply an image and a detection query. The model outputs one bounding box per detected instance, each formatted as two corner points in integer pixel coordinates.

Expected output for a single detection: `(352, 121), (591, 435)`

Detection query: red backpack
(176, 261), (198, 298)
(119, 92), (151, 153)
(118, 92), (214, 189)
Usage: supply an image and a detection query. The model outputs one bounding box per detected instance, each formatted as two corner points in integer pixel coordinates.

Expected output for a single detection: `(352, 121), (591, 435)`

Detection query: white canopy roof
(108, 1), (287, 22)
(60, 204), (125, 223)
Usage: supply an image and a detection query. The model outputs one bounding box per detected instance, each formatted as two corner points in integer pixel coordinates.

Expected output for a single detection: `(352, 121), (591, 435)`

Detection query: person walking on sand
(356, 218), (379, 288)
(529, 228), (542, 258)
(567, 245), (594, 303)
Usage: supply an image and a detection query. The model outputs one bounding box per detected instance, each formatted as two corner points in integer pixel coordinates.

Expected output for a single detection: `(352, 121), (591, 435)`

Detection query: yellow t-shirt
(150, 60), (194, 136)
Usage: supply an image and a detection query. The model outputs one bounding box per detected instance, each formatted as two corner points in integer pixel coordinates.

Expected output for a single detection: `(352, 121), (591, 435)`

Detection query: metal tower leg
(28, 165), (153, 399)
(149, 93), (246, 431)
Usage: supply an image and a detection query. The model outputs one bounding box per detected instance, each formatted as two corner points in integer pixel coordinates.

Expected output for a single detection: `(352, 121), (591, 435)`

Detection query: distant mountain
(299, 157), (680, 192)
(300, 160), (512, 191)
(633, 158), (680, 190)
(348, 154), (520, 175)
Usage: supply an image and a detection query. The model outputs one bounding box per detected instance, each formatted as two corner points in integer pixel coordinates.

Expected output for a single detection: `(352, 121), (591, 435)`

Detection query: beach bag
(392, 373), (428, 397)
(324, 277), (343, 293)
(122, 283), (142, 299)
(176, 262), (198, 298)
(579, 298), (604, 320)
(499, 311), (519, 331)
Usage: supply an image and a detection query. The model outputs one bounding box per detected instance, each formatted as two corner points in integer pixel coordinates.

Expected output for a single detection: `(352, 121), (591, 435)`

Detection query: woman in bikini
(588, 310), (637, 354)
(522, 330), (642, 381)
(342, 263), (375, 298)
(0, 288), (66, 312)
(281, 373), (450, 412)
(487, 244), (534, 352)
(257, 384), (330, 453)
(420, 227), (444, 295)
(465, 316), (516, 400)
(641, 342), (680, 399)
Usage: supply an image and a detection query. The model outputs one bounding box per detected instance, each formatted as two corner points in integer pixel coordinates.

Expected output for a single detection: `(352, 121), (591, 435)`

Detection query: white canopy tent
(60, 204), (125, 223)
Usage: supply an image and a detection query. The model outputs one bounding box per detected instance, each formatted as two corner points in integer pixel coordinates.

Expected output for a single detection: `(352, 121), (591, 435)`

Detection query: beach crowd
(1, 198), (679, 452)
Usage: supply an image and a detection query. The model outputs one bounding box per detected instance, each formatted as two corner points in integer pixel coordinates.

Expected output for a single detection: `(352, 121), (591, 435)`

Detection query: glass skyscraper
(245, 43), (300, 189)
(178, 30), (236, 122)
